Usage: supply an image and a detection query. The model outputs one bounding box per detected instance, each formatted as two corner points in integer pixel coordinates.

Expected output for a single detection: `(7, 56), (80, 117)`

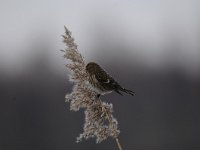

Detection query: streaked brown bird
(86, 62), (135, 96)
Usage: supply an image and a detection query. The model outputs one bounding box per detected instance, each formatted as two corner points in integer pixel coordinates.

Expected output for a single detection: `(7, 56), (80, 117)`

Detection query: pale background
(1, 0), (200, 150)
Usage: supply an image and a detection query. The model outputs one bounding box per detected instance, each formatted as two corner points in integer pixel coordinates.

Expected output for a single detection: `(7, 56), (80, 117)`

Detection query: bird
(86, 62), (135, 97)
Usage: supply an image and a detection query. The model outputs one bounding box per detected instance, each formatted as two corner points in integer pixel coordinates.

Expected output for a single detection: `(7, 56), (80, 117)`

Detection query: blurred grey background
(1, 0), (200, 150)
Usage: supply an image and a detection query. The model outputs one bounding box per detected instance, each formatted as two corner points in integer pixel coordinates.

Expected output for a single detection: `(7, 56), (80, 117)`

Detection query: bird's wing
(95, 70), (112, 83)
(95, 70), (118, 86)
(95, 74), (109, 83)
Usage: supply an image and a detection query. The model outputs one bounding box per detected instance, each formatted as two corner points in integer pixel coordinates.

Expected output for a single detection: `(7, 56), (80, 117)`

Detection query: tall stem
(115, 138), (122, 150)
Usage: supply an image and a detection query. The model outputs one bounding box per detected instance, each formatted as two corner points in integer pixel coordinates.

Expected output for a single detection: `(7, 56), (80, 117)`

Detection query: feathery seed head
(63, 26), (120, 143)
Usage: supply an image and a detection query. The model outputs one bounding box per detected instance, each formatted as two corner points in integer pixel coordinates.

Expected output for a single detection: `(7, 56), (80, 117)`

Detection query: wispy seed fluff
(62, 26), (120, 143)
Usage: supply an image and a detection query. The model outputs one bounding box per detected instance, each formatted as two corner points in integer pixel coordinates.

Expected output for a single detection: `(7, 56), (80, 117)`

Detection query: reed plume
(62, 26), (122, 149)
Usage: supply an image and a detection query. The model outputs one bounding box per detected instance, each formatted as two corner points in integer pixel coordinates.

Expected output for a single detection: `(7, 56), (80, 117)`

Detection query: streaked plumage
(86, 62), (135, 96)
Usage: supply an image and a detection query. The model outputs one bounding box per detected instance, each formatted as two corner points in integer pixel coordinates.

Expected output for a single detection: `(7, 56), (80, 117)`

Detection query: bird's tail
(115, 86), (135, 96)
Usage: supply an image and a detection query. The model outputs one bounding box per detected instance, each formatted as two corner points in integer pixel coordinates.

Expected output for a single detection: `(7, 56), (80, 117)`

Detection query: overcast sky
(0, 0), (200, 77)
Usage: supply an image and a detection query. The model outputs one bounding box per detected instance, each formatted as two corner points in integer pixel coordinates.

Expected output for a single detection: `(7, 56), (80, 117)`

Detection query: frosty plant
(62, 26), (122, 150)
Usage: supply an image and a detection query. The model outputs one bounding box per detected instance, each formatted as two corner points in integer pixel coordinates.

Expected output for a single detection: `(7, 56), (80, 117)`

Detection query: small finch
(86, 62), (135, 96)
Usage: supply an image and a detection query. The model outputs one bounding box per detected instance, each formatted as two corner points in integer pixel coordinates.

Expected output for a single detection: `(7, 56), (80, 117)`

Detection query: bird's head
(86, 62), (101, 75)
